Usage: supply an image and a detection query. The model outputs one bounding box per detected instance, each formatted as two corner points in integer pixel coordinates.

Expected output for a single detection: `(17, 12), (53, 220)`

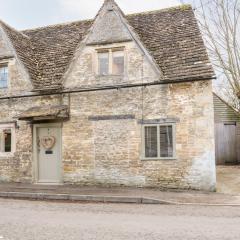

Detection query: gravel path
(0, 199), (240, 240)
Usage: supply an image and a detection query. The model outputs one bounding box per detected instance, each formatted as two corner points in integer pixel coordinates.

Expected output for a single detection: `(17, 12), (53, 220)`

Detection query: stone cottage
(0, 0), (216, 190)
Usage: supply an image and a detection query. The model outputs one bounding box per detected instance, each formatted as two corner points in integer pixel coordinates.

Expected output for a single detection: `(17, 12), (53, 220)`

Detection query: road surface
(0, 199), (240, 240)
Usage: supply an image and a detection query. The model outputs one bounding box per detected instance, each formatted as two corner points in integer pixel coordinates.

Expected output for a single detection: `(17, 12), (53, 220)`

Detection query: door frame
(33, 123), (63, 184)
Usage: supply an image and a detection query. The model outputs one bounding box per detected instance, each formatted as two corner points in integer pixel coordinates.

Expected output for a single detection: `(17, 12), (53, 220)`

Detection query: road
(0, 199), (240, 240)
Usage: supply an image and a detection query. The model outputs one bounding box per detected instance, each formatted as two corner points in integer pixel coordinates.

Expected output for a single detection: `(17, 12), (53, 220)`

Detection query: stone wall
(62, 81), (216, 191)
(0, 95), (62, 183)
(0, 20), (216, 190)
(0, 80), (216, 190)
(63, 41), (159, 88)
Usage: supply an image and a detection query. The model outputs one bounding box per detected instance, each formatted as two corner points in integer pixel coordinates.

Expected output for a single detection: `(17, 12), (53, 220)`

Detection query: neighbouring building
(214, 93), (240, 165)
(0, 0), (216, 190)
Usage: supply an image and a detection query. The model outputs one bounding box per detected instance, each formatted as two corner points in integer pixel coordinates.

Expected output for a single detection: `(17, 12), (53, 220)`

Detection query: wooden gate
(215, 122), (240, 165)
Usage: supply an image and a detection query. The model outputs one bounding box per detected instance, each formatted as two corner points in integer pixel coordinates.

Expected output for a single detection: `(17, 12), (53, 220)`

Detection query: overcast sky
(0, 0), (181, 30)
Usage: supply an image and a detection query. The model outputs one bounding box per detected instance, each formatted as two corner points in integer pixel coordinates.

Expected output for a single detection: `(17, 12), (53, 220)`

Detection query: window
(0, 65), (8, 89)
(112, 50), (124, 75)
(0, 124), (15, 154)
(142, 124), (176, 159)
(97, 48), (125, 76)
(98, 52), (109, 75)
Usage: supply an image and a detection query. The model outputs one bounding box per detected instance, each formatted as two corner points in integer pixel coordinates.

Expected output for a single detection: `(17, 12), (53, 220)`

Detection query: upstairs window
(97, 48), (125, 76)
(0, 124), (15, 154)
(142, 124), (176, 160)
(0, 65), (8, 89)
(98, 52), (109, 75)
(112, 50), (124, 75)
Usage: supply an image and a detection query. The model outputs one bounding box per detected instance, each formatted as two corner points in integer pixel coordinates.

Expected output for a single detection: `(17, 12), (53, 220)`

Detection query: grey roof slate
(1, 5), (215, 90)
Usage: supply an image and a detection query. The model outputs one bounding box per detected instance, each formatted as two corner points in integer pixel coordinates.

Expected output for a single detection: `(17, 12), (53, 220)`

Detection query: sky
(0, 0), (181, 30)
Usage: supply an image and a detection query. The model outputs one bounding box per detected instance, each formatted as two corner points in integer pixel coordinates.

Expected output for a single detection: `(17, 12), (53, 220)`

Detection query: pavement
(0, 182), (240, 206)
(0, 199), (240, 240)
(0, 166), (239, 205)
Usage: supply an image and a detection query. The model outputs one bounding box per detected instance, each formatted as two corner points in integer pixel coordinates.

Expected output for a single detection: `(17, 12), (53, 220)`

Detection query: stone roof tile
(2, 5), (215, 90)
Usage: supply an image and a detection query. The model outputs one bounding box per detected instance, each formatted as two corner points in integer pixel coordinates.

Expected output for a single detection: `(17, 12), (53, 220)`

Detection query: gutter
(0, 76), (216, 100)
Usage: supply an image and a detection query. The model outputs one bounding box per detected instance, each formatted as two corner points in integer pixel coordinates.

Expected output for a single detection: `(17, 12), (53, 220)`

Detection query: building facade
(0, 0), (216, 190)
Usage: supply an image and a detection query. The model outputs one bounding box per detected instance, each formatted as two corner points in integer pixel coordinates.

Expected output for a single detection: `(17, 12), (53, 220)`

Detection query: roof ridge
(0, 19), (30, 39)
(127, 4), (192, 17)
(21, 19), (93, 33)
(21, 4), (192, 33)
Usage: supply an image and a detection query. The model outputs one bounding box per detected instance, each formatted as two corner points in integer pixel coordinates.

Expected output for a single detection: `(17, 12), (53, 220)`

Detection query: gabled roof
(1, 4), (215, 90)
(0, 20), (37, 82)
(22, 20), (92, 89)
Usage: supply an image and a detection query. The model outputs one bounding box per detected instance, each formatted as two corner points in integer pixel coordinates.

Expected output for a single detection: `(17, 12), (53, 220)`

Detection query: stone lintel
(138, 118), (180, 124)
(88, 114), (135, 121)
(86, 39), (132, 46)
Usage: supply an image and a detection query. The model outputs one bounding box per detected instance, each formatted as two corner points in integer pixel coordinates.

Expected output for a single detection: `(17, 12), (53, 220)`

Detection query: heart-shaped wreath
(41, 136), (56, 150)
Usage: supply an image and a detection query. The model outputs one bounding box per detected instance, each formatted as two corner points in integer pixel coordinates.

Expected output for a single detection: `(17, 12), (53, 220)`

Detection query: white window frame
(0, 64), (9, 89)
(96, 47), (125, 76)
(141, 123), (176, 160)
(0, 123), (16, 156)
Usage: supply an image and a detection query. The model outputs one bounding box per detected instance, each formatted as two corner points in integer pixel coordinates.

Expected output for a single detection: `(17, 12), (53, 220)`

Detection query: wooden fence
(215, 122), (240, 165)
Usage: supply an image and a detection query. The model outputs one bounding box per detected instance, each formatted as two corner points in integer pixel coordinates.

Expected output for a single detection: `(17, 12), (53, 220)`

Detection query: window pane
(145, 126), (158, 158)
(4, 129), (11, 152)
(160, 125), (173, 158)
(112, 51), (124, 75)
(0, 128), (11, 153)
(0, 66), (8, 88)
(98, 52), (109, 75)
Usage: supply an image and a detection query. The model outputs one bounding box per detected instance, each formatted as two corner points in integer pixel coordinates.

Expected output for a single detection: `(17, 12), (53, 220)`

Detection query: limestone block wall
(0, 81), (216, 191)
(62, 81), (216, 191)
(0, 95), (62, 183)
(63, 41), (159, 88)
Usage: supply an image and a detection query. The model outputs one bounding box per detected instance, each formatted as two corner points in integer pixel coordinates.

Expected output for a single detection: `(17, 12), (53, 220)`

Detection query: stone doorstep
(0, 191), (175, 204)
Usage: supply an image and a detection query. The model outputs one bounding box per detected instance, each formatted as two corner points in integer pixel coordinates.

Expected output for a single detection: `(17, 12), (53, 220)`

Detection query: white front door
(36, 126), (61, 183)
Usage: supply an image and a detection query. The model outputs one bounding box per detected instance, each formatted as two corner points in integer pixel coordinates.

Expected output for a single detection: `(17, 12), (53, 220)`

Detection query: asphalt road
(0, 199), (240, 240)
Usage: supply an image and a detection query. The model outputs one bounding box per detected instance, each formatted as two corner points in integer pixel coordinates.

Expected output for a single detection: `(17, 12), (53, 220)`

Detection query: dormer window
(0, 65), (8, 89)
(112, 50), (124, 75)
(98, 51), (109, 75)
(97, 48), (125, 76)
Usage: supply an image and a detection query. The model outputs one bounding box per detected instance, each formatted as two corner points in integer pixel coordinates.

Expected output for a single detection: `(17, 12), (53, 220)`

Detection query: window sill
(141, 157), (177, 161)
(0, 152), (15, 158)
(96, 74), (124, 77)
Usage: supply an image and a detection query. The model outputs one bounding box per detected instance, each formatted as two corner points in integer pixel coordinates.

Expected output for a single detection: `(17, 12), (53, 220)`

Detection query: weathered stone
(0, 1), (216, 191)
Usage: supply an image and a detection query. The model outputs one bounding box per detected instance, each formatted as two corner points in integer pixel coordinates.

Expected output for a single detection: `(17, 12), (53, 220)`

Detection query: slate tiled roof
(1, 5), (215, 90)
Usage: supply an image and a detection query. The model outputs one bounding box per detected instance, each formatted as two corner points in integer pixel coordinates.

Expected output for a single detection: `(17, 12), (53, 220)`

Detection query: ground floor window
(142, 123), (176, 160)
(0, 123), (15, 153)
